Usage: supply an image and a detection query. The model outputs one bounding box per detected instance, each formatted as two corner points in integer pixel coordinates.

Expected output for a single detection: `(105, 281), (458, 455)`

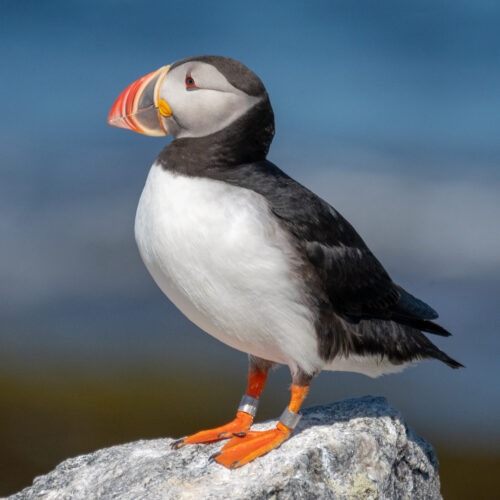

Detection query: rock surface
(10, 396), (442, 500)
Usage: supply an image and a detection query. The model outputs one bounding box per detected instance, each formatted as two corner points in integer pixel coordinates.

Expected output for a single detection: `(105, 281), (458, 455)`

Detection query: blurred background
(1, 0), (499, 497)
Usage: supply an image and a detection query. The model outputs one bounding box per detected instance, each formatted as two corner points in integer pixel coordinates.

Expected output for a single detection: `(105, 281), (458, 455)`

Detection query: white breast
(134, 163), (323, 376)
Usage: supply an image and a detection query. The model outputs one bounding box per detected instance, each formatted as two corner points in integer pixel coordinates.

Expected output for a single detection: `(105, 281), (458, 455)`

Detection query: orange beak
(107, 65), (171, 136)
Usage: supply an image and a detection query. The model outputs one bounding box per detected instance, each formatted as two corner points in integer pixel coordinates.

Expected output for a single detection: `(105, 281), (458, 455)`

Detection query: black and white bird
(108, 55), (462, 468)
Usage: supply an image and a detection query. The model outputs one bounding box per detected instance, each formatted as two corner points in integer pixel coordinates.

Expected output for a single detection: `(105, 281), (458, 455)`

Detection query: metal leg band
(237, 395), (259, 417)
(279, 407), (302, 429)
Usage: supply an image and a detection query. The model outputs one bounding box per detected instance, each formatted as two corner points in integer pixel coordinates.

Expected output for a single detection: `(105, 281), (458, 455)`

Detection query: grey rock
(10, 396), (442, 500)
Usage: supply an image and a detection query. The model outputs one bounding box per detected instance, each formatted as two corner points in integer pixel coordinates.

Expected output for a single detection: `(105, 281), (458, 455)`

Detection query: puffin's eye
(185, 74), (197, 90)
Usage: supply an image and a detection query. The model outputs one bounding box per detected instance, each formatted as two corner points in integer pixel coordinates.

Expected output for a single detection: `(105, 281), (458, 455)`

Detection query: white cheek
(177, 90), (259, 137)
(161, 70), (260, 138)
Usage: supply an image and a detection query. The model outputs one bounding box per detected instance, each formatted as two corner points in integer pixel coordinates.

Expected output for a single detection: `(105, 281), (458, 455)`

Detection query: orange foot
(171, 411), (253, 449)
(212, 422), (291, 469)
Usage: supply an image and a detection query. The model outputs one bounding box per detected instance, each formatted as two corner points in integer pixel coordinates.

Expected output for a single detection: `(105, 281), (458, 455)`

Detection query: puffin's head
(108, 56), (272, 142)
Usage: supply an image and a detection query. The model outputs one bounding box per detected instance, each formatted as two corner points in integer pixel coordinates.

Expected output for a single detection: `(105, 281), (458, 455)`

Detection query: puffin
(108, 55), (462, 469)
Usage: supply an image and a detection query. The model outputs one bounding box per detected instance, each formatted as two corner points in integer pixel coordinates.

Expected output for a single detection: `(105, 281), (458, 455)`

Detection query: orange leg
(172, 370), (268, 448)
(213, 383), (310, 468)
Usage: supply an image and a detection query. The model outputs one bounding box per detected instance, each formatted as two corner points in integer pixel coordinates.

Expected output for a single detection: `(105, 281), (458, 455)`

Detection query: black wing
(220, 160), (449, 336)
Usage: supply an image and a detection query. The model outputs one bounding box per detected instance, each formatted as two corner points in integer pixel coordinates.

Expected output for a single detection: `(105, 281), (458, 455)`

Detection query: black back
(157, 56), (462, 369)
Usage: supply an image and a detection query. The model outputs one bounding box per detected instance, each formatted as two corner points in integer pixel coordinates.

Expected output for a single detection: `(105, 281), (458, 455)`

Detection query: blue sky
(1, 1), (499, 446)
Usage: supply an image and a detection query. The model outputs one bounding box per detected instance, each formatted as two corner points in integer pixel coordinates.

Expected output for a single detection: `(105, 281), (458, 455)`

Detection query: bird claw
(171, 438), (187, 450)
(232, 431), (247, 437)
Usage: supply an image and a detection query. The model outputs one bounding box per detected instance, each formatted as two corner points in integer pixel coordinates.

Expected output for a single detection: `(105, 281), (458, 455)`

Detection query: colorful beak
(107, 65), (171, 136)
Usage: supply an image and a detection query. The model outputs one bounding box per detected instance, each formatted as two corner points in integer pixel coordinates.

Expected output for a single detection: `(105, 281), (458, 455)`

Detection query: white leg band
(279, 407), (302, 429)
(238, 395), (259, 417)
